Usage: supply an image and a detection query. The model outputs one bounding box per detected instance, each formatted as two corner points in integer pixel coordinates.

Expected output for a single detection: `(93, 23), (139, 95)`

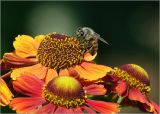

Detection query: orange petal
(13, 35), (37, 58)
(45, 69), (58, 84)
(13, 75), (44, 97)
(84, 84), (106, 95)
(84, 52), (97, 61)
(34, 35), (45, 49)
(10, 97), (46, 113)
(0, 78), (13, 106)
(11, 64), (48, 80)
(59, 69), (69, 76)
(13, 34), (45, 58)
(86, 99), (119, 113)
(74, 62), (112, 81)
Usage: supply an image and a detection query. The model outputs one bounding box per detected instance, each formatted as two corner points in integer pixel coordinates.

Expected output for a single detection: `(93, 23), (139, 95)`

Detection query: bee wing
(95, 33), (109, 45)
(98, 37), (109, 45)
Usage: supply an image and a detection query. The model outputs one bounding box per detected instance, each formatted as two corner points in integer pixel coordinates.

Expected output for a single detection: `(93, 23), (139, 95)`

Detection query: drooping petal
(83, 52), (97, 61)
(34, 104), (55, 114)
(114, 80), (128, 97)
(82, 106), (96, 114)
(74, 62), (112, 81)
(84, 84), (106, 95)
(150, 101), (160, 113)
(11, 64), (48, 80)
(13, 75), (44, 97)
(0, 78), (13, 106)
(1, 53), (37, 70)
(54, 106), (74, 114)
(10, 97), (46, 113)
(86, 99), (119, 114)
(128, 88), (148, 104)
(45, 69), (58, 84)
(140, 100), (159, 114)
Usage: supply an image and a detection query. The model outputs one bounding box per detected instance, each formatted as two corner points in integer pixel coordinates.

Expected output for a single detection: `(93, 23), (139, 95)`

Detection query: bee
(73, 27), (109, 56)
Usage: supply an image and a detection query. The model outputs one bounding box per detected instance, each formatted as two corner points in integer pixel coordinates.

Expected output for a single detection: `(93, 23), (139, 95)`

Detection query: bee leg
(82, 50), (86, 55)
(87, 46), (96, 56)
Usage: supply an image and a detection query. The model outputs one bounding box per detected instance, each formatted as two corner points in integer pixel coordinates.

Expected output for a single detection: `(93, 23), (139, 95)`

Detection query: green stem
(117, 96), (123, 104)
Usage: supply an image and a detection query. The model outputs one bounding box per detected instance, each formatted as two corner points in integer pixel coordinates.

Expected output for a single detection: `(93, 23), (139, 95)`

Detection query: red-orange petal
(13, 75), (44, 97)
(34, 104), (55, 114)
(10, 97), (46, 113)
(84, 52), (97, 61)
(114, 80), (128, 97)
(54, 106), (74, 114)
(1, 53), (37, 70)
(0, 78), (13, 106)
(86, 99), (119, 114)
(73, 107), (83, 113)
(128, 88), (148, 104)
(82, 106), (96, 114)
(150, 101), (160, 113)
(142, 101), (155, 113)
(11, 64), (48, 80)
(84, 84), (106, 95)
(74, 62), (112, 81)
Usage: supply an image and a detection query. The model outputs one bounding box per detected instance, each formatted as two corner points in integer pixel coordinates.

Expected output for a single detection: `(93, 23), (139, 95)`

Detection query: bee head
(73, 27), (84, 38)
(74, 27), (94, 39)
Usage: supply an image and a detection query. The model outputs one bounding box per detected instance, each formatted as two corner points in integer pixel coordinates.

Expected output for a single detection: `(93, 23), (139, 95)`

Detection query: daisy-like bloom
(103, 64), (159, 113)
(10, 73), (119, 114)
(0, 78), (13, 106)
(1, 33), (112, 82)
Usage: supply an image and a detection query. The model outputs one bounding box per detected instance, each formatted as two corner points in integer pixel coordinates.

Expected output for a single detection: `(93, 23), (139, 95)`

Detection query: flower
(103, 64), (159, 113)
(10, 73), (119, 113)
(1, 33), (112, 82)
(0, 78), (13, 106)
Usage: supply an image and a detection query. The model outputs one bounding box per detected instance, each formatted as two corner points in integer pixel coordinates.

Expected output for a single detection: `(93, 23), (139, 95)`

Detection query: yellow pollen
(112, 67), (150, 94)
(37, 33), (83, 70)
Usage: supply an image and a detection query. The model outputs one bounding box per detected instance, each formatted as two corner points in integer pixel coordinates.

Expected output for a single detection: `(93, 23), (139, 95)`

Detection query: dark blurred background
(1, 1), (159, 113)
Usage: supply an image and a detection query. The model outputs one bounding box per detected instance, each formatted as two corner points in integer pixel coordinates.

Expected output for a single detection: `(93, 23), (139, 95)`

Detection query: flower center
(37, 33), (83, 70)
(112, 67), (150, 94)
(43, 76), (86, 108)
